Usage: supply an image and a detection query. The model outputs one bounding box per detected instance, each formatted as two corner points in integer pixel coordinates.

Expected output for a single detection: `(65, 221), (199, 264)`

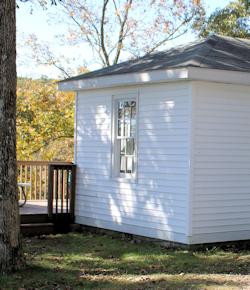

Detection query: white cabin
(59, 35), (250, 245)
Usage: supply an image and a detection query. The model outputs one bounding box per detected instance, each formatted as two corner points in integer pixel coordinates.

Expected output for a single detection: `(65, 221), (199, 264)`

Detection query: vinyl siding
(75, 82), (191, 244)
(191, 82), (250, 244)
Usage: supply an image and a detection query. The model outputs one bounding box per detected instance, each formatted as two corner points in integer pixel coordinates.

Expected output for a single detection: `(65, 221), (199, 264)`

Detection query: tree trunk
(0, 0), (23, 273)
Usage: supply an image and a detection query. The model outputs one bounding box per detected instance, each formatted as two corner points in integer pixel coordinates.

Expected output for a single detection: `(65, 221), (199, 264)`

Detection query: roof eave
(188, 67), (250, 86)
(58, 67), (250, 92)
(58, 68), (189, 91)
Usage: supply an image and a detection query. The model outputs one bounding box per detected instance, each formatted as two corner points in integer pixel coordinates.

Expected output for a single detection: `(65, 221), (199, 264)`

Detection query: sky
(16, 0), (233, 79)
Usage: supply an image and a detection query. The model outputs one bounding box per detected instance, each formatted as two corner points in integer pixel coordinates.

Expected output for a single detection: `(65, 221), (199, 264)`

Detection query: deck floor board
(19, 200), (48, 215)
(19, 200), (69, 215)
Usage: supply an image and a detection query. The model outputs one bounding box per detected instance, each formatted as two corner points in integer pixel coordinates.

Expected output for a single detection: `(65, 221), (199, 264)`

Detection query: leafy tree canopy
(17, 78), (74, 161)
(196, 0), (250, 38)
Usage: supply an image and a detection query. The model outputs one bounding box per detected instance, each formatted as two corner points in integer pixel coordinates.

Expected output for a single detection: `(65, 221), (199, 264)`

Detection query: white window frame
(111, 93), (138, 180)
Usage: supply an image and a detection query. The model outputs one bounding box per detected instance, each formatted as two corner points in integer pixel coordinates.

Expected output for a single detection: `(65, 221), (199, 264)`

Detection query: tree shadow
(2, 264), (249, 290)
(24, 234), (250, 275)
(1, 233), (250, 289)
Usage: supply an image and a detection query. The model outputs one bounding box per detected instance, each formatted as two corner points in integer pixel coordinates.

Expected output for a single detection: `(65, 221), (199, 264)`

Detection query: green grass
(0, 232), (250, 289)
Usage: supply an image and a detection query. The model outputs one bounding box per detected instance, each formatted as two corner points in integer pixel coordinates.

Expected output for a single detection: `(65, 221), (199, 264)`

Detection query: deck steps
(20, 214), (73, 236)
(21, 222), (54, 236)
(21, 214), (54, 236)
(21, 214), (50, 224)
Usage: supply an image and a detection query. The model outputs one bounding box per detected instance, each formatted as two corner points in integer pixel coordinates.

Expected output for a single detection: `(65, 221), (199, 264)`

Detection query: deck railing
(17, 161), (49, 201)
(17, 161), (76, 212)
(18, 161), (76, 228)
(48, 163), (76, 220)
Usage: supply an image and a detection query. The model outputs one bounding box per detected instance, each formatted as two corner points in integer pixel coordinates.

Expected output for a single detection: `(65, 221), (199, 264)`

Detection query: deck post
(47, 164), (54, 219)
(70, 164), (76, 222)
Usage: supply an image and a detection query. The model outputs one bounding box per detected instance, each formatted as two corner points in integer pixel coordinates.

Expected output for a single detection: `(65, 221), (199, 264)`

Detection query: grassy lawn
(0, 232), (250, 289)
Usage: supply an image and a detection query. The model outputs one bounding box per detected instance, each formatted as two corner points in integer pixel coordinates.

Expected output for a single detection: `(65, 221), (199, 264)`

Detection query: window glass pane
(126, 157), (133, 173)
(118, 119), (122, 137)
(130, 119), (136, 137)
(118, 108), (123, 119)
(128, 101), (135, 106)
(130, 101), (136, 116)
(124, 119), (130, 137)
(120, 139), (126, 154)
(116, 98), (136, 176)
(118, 101), (124, 110)
(124, 102), (131, 118)
(120, 156), (126, 173)
(126, 138), (134, 155)
(117, 120), (122, 136)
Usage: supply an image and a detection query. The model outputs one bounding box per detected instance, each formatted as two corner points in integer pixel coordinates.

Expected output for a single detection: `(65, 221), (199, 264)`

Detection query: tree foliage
(196, 0), (250, 38)
(17, 78), (74, 161)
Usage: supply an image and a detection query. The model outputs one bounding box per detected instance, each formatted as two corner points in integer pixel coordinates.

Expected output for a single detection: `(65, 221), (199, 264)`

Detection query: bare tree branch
(47, 60), (72, 78)
(112, 0), (122, 24)
(59, 3), (107, 66)
(22, 0), (205, 74)
(113, 0), (132, 65)
(100, 0), (110, 66)
(145, 14), (195, 55)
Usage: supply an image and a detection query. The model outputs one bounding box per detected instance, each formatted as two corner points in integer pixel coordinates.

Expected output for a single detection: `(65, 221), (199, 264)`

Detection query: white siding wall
(191, 82), (250, 244)
(75, 82), (191, 244)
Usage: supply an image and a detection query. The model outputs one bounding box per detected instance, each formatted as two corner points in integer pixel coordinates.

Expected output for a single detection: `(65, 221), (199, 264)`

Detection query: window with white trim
(113, 97), (137, 178)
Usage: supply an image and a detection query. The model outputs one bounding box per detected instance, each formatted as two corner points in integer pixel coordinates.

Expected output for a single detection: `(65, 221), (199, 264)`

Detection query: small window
(113, 97), (137, 178)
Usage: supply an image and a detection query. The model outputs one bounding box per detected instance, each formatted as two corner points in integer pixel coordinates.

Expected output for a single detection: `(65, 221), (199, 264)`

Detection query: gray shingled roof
(60, 34), (250, 83)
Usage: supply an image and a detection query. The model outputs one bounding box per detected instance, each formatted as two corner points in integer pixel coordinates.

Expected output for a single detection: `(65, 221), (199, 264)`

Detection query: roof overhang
(58, 67), (250, 92)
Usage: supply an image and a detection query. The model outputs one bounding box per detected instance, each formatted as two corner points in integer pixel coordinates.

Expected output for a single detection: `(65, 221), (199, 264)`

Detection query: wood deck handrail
(17, 161), (75, 202)
(17, 161), (74, 166)
(18, 161), (76, 228)
(48, 163), (76, 222)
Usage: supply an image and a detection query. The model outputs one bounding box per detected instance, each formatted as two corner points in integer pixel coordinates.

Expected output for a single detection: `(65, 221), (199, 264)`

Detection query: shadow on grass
(27, 233), (250, 275)
(79, 274), (250, 290)
(1, 264), (249, 290)
(0, 233), (249, 289)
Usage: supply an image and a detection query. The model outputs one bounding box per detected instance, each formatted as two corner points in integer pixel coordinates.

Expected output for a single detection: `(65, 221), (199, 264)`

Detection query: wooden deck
(18, 162), (76, 235)
(19, 200), (72, 236)
(19, 200), (48, 215)
(19, 200), (69, 215)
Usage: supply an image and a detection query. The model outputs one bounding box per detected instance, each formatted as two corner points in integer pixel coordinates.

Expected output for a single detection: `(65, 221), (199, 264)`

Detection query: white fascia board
(58, 68), (188, 91)
(188, 67), (250, 85)
(58, 66), (250, 92)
